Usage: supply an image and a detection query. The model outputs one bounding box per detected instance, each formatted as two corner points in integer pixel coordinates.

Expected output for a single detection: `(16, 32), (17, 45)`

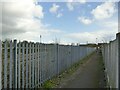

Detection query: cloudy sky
(0, 0), (119, 44)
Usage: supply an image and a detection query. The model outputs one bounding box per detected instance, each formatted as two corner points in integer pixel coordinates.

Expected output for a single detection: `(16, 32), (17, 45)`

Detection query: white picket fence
(0, 40), (95, 89)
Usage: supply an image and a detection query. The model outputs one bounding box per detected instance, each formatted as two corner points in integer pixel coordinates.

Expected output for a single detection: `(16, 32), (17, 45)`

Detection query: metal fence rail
(102, 33), (120, 88)
(0, 40), (95, 89)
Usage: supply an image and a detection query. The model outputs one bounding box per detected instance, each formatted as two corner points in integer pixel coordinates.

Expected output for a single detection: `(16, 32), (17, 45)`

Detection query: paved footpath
(57, 52), (106, 88)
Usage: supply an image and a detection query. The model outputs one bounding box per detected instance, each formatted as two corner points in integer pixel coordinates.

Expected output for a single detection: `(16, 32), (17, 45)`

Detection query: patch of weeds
(42, 80), (56, 88)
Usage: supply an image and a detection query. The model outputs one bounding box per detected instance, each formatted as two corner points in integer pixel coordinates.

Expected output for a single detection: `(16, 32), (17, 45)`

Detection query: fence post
(119, 33), (120, 89)
(71, 44), (72, 66)
(13, 40), (17, 88)
(117, 33), (120, 88)
(0, 40), (2, 89)
(118, 1), (120, 87)
(56, 44), (59, 75)
(118, 3), (120, 89)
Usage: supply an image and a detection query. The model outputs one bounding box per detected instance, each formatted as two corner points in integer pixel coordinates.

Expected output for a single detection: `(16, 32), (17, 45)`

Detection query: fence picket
(29, 43), (32, 88)
(37, 44), (40, 87)
(26, 42), (28, 88)
(35, 43), (37, 86)
(22, 42), (25, 88)
(40, 44), (42, 86)
(18, 42), (21, 88)
(9, 41), (13, 88)
(32, 43), (35, 88)
(4, 41), (8, 88)
(13, 40), (17, 88)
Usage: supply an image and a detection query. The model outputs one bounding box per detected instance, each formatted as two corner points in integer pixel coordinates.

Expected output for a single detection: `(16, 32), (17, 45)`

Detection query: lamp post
(96, 38), (98, 51)
(40, 35), (41, 43)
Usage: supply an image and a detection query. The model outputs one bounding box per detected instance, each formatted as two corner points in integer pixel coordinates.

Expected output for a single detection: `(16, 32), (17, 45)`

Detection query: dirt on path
(57, 51), (106, 88)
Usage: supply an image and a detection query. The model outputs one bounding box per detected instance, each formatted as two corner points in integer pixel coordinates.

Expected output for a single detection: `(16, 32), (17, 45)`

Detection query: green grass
(42, 51), (96, 88)
(42, 80), (56, 88)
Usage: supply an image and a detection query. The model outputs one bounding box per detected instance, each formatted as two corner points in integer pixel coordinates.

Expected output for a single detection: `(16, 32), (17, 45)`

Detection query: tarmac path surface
(57, 52), (106, 88)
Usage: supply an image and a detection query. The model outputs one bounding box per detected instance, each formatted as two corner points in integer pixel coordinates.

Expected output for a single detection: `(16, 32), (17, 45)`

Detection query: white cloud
(68, 0), (86, 3)
(1, 0), (63, 42)
(65, 19), (118, 44)
(49, 3), (60, 14)
(78, 0), (86, 4)
(78, 17), (93, 25)
(91, 2), (116, 20)
(51, 20), (118, 44)
(67, 0), (86, 11)
(66, 30), (117, 44)
(66, 20), (118, 43)
(67, 3), (74, 11)
(49, 3), (63, 18)
(101, 21), (118, 29)
(57, 13), (63, 18)
(33, 5), (44, 19)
